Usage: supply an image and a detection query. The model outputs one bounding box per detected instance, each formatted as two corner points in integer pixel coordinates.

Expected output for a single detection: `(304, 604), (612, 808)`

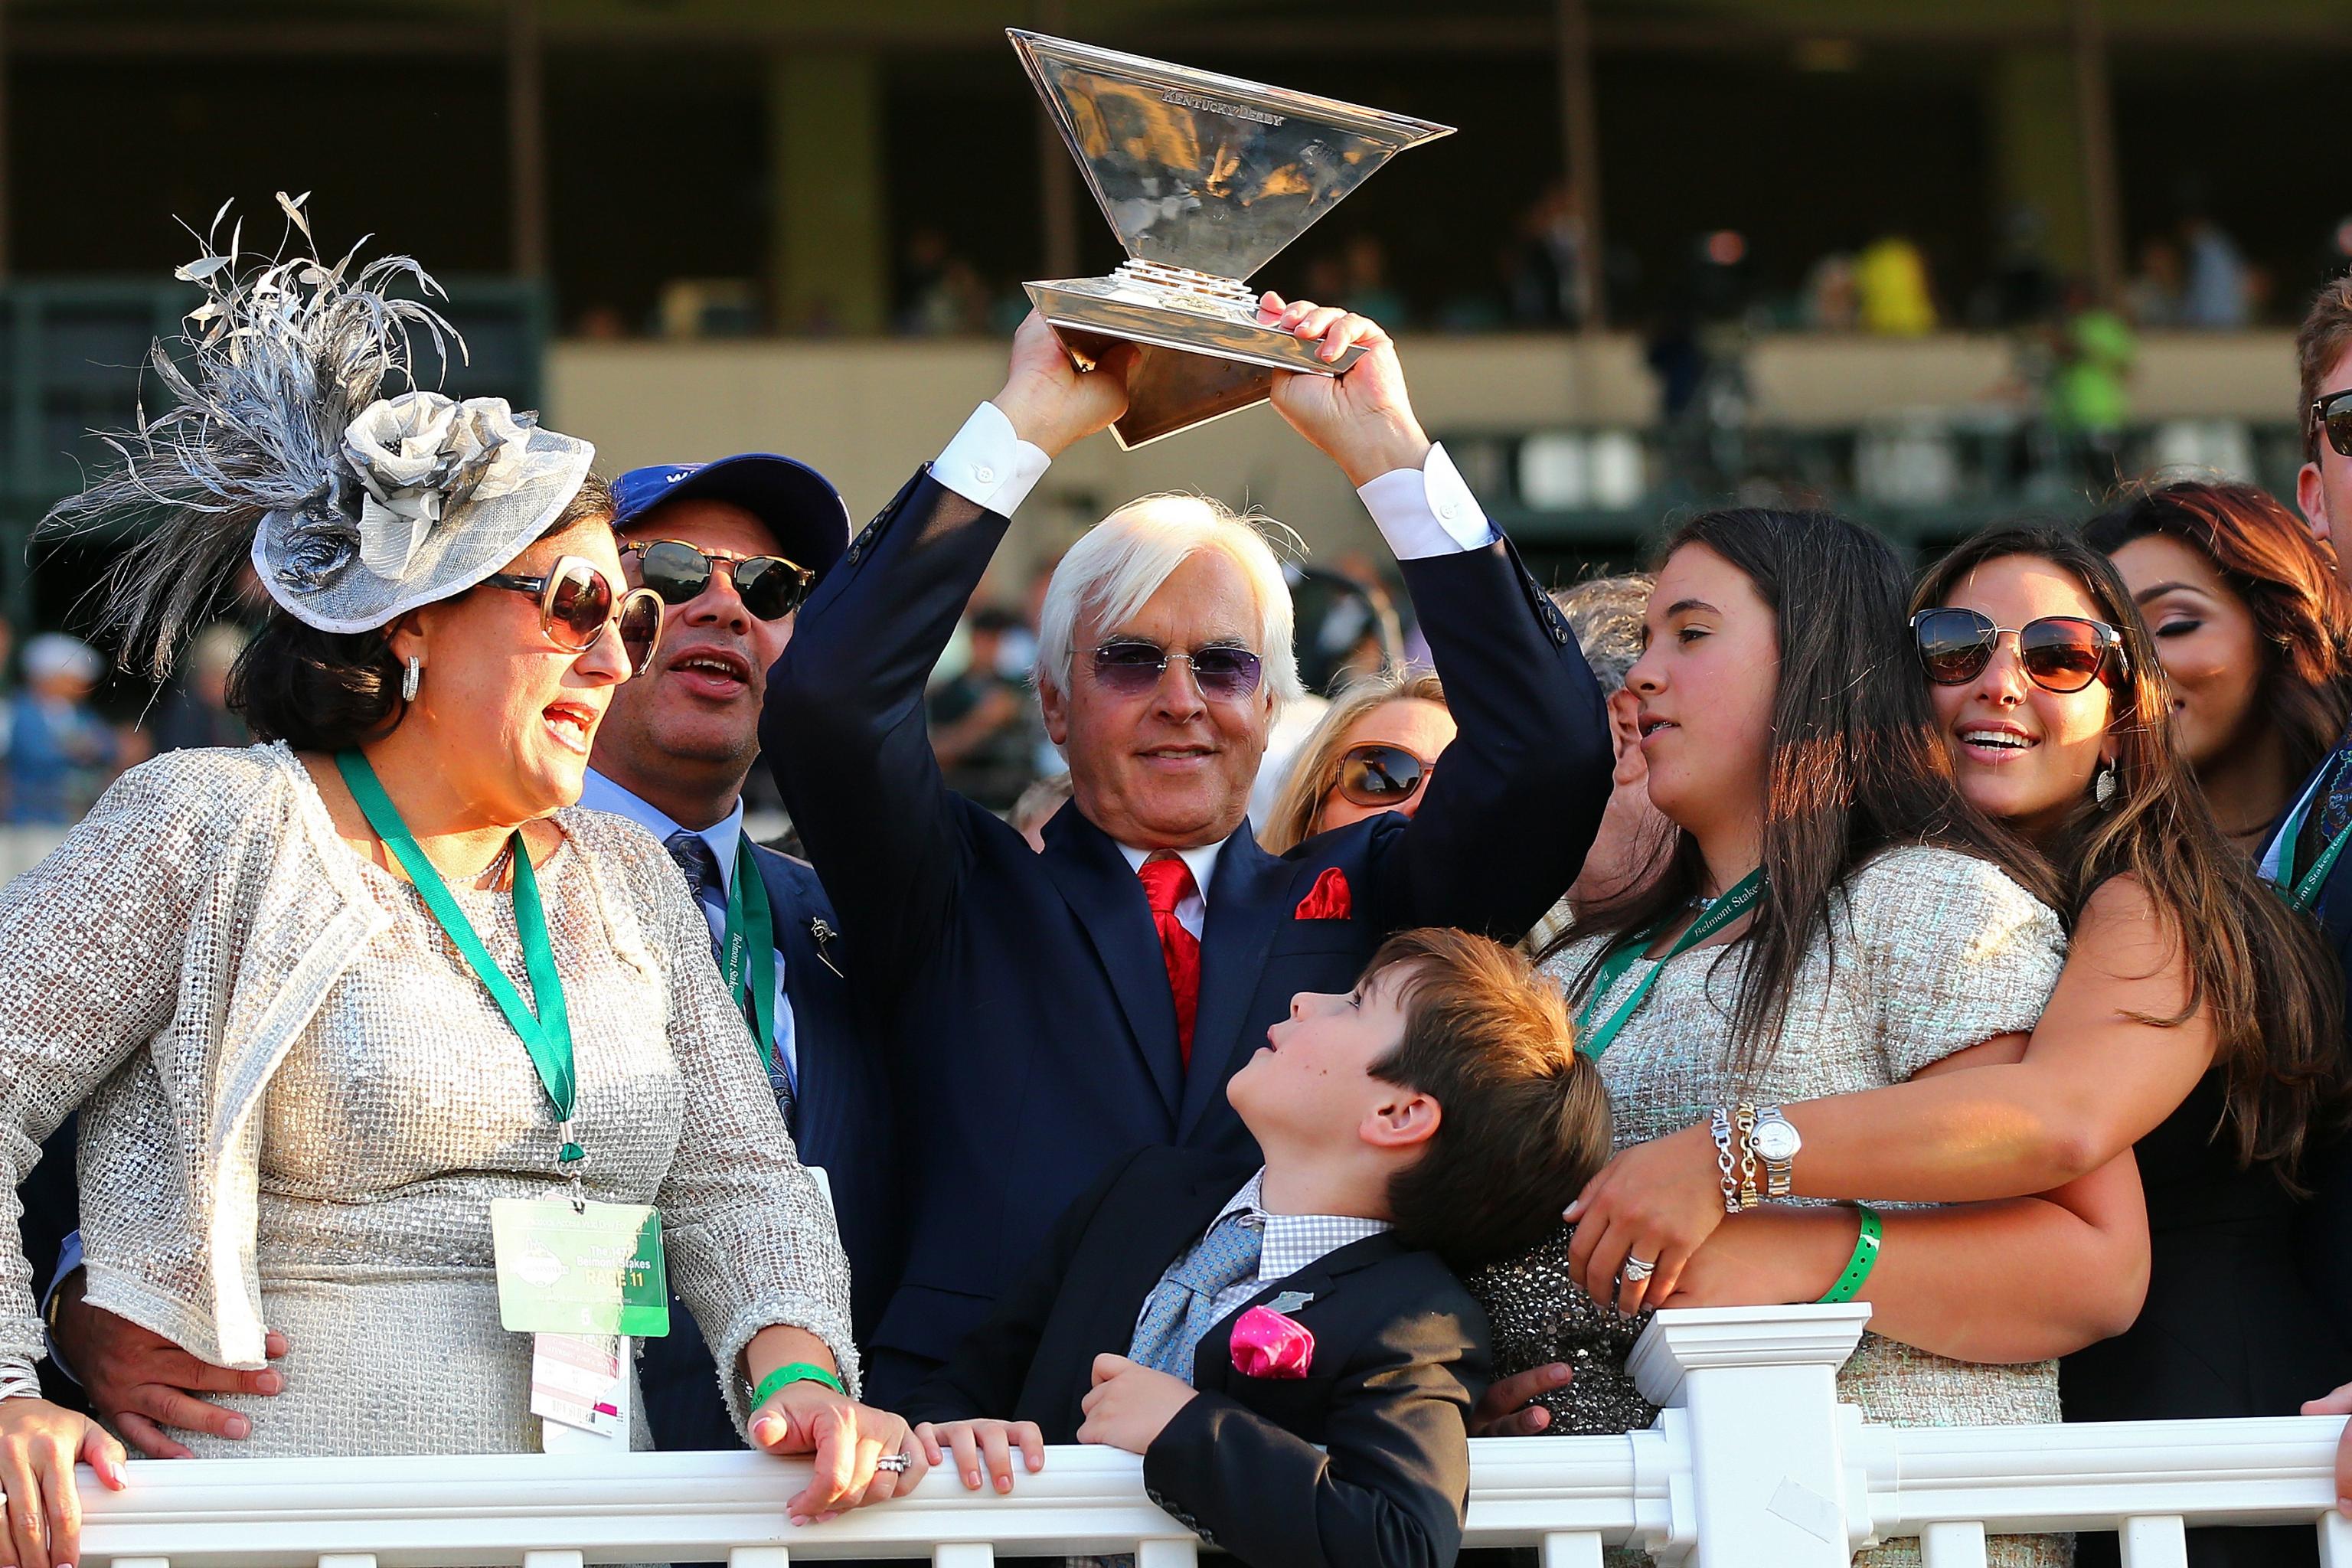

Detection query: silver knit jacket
(0, 744), (857, 1427)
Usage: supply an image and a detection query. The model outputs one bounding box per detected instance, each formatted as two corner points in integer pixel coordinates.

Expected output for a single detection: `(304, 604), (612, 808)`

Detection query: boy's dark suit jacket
(766, 464), (1609, 1402)
(640, 841), (902, 1452)
(903, 1146), (1492, 1568)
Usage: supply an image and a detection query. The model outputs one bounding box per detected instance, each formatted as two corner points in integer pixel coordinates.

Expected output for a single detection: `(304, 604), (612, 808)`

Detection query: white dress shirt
(577, 769), (798, 1086)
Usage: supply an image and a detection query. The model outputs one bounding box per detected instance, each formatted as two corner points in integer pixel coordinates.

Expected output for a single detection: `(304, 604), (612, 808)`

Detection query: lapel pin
(1264, 1289), (1315, 1315)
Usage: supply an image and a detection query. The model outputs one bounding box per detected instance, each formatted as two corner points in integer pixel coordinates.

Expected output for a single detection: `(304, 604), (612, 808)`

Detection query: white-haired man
(766, 302), (1612, 1402)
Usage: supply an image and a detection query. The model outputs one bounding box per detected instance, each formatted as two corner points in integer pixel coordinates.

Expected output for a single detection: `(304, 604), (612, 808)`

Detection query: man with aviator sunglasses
(580, 452), (904, 1459)
(766, 305), (1613, 1403)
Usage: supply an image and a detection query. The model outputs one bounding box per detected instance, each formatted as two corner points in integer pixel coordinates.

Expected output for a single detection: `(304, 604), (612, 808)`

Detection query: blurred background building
(0, 0), (2342, 811)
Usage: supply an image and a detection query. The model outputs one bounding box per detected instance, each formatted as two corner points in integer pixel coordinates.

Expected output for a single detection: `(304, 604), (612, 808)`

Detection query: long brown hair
(2082, 479), (2351, 785)
(1542, 508), (2060, 1077)
(1916, 525), (2348, 1180)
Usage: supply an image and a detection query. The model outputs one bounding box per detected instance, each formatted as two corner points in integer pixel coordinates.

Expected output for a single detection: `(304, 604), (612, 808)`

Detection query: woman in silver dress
(1478, 510), (2150, 1566)
(0, 219), (913, 1568)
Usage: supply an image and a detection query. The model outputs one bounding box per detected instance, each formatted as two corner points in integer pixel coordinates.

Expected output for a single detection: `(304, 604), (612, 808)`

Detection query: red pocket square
(1294, 867), (1352, 921)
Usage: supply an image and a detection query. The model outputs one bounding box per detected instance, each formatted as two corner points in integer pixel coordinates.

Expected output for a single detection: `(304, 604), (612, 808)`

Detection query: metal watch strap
(1756, 1103), (1797, 1198)
(1733, 1102), (1761, 1210)
(1710, 1106), (1740, 1214)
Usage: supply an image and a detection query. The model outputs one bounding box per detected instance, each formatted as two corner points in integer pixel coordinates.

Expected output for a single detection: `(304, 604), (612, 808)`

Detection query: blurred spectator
(1975, 205), (2060, 329)
(897, 228), (992, 337)
(1855, 235), (1938, 335)
(2125, 237), (2185, 328)
(152, 622), (253, 753)
(10, 634), (115, 825)
(2181, 215), (2253, 328)
(928, 604), (1038, 810)
(1802, 252), (1860, 332)
(2048, 284), (2137, 488)
(1010, 771), (1072, 852)
(1508, 181), (1592, 328)
(1341, 234), (1410, 328)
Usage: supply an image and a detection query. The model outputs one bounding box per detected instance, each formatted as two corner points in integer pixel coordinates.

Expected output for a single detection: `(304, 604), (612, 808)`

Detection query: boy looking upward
(897, 928), (1612, 1568)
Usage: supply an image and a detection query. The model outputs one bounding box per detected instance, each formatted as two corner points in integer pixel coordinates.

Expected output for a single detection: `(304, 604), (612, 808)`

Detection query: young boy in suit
(896, 927), (1613, 1568)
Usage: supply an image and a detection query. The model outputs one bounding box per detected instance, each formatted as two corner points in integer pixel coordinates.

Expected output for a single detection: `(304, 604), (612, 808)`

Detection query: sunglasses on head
(1334, 742), (1436, 808)
(2311, 389), (2352, 459)
(622, 539), (815, 622)
(482, 555), (665, 678)
(1910, 607), (2126, 694)
(1089, 638), (1265, 701)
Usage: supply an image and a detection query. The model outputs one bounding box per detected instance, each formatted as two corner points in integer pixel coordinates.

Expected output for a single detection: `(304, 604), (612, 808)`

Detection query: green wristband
(1817, 1204), (1883, 1304)
(750, 1361), (845, 1410)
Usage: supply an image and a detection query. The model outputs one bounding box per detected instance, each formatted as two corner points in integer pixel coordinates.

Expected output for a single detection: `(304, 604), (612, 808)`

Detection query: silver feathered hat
(51, 194), (594, 675)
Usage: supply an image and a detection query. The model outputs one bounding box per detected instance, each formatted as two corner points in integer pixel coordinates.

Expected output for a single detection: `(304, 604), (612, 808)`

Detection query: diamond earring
(2094, 759), (2118, 806)
(402, 656), (423, 702)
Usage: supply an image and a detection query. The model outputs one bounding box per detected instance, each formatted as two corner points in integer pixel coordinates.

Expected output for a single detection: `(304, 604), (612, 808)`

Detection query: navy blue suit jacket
(2279, 744), (2352, 1317)
(763, 467), (1610, 1402)
(622, 844), (901, 1452)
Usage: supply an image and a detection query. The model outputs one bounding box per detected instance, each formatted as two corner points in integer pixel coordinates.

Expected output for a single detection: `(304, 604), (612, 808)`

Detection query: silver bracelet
(0, 1358), (40, 1402)
(1709, 1106), (1740, 1214)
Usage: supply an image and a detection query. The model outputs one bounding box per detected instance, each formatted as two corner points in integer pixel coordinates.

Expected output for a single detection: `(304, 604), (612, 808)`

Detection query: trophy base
(1026, 263), (1366, 449)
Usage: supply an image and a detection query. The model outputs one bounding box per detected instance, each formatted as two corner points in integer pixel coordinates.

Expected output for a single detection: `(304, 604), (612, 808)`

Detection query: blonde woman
(1259, 669), (1452, 853)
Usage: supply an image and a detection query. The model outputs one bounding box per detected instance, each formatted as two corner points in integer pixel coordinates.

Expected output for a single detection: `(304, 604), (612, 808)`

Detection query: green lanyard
(720, 834), (781, 1080)
(2273, 760), (2351, 916)
(335, 751), (583, 1166)
(1575, 868), (1766, 1059)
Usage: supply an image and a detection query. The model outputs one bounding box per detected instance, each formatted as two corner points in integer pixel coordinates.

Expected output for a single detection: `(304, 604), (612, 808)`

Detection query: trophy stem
(1112, 260), (1262, 316)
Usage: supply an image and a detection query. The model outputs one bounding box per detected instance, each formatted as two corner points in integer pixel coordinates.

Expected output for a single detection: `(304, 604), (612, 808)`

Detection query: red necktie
(1138, 854), (1201, 1068)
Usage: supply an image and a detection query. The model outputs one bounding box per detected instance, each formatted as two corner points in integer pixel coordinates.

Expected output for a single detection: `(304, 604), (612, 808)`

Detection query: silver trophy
(1011, 31), (1454, 448)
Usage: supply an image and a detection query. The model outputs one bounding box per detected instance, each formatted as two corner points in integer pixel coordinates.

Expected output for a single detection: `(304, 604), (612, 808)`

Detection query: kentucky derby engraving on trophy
(1011, 30), (1454, 447)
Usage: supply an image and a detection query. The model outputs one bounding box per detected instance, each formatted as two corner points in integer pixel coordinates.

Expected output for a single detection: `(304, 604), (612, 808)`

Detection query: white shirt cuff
(931, 402), (1053, 518)
(41, 1230), (83, 1387)
(1355, 442), (1500, 559)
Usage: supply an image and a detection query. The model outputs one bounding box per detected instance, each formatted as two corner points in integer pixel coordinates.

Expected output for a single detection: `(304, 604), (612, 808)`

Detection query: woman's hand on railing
(2299, 1380), (2352, 1515)
(1566, 1121), (1731, 1316)
(914, 1418), (1046, 1494)
(1471, 1364), (1573, 1436)
(747, 1386), (926, 1527)
(0, 1393), (128, 1568)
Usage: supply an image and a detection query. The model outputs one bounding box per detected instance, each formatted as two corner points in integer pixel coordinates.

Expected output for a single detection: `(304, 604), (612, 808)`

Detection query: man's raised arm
(1262, 292), (1613, 939)
(761, 319), (1132, 979)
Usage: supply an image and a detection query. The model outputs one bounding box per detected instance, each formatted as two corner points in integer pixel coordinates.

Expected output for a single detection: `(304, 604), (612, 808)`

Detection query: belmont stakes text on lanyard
(1575, 869), (1766, 1058)
(338, 751), (669, 1447)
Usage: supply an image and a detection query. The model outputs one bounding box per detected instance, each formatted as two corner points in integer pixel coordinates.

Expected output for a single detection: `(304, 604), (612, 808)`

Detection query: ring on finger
(1622, 1255), (1658, 1282)
(875, 1451), (911, 1475)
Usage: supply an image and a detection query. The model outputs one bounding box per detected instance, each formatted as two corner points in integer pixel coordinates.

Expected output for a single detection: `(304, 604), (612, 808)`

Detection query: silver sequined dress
(0, 745), (854, 1459)
(1530, 845), (2071, 1568)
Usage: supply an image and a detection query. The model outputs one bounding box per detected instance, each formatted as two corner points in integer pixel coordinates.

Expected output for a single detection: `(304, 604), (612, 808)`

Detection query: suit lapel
(1077, 1165), (1247, 1379)
(1178, 827), (1291, 1139)
(1037, 808), (1184, 1118)
(763, 853), (828, 1134)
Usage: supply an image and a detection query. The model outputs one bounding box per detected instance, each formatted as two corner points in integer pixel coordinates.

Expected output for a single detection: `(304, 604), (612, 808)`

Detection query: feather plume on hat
(49, 193), (592, 674)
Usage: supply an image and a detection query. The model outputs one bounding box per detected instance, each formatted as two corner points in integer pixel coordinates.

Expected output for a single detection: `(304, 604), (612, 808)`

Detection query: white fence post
(1626, 1304), (1873, 1568)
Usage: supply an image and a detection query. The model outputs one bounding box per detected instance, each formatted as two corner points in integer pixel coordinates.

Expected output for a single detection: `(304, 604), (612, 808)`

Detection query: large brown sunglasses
(482, 554), (665, 677)
(1911, 607), (2126, 694)
(1334, 742), (1439, 808)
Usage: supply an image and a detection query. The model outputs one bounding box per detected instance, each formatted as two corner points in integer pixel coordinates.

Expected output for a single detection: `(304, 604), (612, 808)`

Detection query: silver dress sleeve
(0, 753), (240, 1390)
(632, 834), (861, 1429)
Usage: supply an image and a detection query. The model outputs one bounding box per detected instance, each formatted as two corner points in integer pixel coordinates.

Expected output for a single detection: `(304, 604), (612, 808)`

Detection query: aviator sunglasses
(2310, 388), (2352, 459)
(1090, 637), (1266, 701)
(623, 539), (815, 622)
(482, 555), (665, 678)
(1910, 607), (2127, 694)
(1335, 742), (1437, 808)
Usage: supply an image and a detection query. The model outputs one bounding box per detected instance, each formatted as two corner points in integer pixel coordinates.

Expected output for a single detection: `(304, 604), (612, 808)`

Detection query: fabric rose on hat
(342, 390), (540, 580)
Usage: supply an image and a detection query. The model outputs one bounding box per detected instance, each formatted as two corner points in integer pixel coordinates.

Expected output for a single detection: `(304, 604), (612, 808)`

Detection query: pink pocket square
(1293, 867), (1352, 921)
(1230, 1305), (1316, 1379)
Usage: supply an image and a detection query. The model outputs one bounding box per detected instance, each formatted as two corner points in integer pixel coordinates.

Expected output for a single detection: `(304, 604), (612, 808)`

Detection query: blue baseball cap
(612, 453), (853, 581)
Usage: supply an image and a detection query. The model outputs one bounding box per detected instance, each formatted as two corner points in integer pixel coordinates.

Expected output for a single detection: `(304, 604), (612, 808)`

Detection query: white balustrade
(40, 1305), (2347, 1566)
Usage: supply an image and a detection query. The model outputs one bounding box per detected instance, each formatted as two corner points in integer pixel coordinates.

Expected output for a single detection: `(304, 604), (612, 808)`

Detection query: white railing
(60, 1305), (2352, 1568)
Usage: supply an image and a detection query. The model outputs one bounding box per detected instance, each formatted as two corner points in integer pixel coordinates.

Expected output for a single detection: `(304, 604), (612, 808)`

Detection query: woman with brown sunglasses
(1259, 668), (1454, 854)
(0, 227), (910, 1568)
